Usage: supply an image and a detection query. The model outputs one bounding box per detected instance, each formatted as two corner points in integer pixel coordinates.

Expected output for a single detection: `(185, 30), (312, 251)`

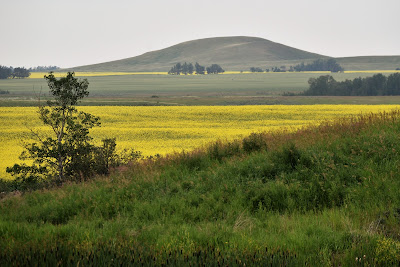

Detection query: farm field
(1, 104), (399, 180)
(2, 71), (400, 106)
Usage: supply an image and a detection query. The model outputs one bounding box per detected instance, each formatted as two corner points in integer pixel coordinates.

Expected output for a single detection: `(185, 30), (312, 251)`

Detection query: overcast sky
(1, 0), (399, 68)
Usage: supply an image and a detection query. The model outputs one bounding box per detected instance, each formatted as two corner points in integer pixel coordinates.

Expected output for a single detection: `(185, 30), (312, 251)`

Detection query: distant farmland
(1, 71), (400, 106)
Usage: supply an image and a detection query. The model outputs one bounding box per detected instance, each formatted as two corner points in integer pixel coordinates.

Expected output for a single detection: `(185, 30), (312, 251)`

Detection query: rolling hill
(68, 36), (327, 72)
(67, 36), (400, 72)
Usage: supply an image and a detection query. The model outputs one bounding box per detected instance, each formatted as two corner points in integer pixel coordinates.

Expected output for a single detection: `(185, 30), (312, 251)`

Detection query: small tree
(0, 65), (12, 79)
(206, 64), (224, 74)
(7, 72), (120, 184)
(12, 67), (30, 78)
(195, 62), (205, 75)
(188, 63), (194, 75)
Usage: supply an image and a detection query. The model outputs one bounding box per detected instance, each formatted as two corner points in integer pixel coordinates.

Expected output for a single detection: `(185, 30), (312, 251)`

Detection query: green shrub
(242, 133), (268, 153)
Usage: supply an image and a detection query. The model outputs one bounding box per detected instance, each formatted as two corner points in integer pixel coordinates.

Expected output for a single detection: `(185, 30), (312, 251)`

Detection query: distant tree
(293, 59), (343, 72)
(187, 63), (194, 75)
(175, 63), (182, 75)
(387, 73), (400, 95)
(305, 75), (337, 95)
(250, 67), (263, 73)
(168, 63), (183, 75)
(181, 62), (188, 75)
(195, 62), (205, 75)
(271, 66), (284, 72)
(206, 64), (224, 74)
(302, 73), (400, 96)
(12, 67), (30, 78)
(0, 65), (12, 79)
(29, 66), (60, 72)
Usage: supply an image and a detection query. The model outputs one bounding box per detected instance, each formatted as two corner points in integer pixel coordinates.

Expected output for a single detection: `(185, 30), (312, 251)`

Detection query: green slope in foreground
(2, 111), (400, 265)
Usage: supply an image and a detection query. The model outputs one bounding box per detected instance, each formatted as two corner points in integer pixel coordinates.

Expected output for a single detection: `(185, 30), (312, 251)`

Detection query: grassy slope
(68, 36), (325, 72)
(336, 56), (400, 71)
(64, 36), (400, 72)
(1, 111), (400, 265)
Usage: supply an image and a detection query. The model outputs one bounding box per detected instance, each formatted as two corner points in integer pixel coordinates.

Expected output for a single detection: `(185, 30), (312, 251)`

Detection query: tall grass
(2, 111), (400, 265)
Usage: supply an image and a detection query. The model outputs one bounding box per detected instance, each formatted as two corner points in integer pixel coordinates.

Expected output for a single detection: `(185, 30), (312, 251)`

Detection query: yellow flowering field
(1, 105), (399, 180)
(29, 72), (169, 78)
(28, 70), (400, 78)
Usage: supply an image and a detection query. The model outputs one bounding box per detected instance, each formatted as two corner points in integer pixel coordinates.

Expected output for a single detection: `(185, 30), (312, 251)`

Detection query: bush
(242, 133), (268, 153)
(207, 140), (241, 161)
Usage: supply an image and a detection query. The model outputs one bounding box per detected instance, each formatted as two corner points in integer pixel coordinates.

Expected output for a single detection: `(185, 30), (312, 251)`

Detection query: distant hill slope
(66, 36), (400, 72)
(68, 36), (327, 72)
(336, 56), (400, 71)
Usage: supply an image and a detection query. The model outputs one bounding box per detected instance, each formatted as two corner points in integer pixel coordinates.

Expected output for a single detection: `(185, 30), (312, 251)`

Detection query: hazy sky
(1, 0), (399, 68)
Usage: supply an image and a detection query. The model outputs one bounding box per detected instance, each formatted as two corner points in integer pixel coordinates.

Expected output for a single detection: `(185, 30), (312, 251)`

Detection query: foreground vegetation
(1, 110), (400, 265)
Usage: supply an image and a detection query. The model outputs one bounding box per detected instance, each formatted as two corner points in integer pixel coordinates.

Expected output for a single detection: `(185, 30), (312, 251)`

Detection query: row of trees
(303, 73), (400, 96)
(29, 66), (60, 72)
(0, 66), (30, 79)
(250, 59), (344, 73)
(168, 62), (224, 75)
(293, 59), (344, 72)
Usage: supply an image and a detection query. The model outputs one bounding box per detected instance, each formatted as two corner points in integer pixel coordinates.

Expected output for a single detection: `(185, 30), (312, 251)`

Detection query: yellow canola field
(1, 105), (399, 180)
(28, 70), (400, 78)
(29, 72), (169, 78)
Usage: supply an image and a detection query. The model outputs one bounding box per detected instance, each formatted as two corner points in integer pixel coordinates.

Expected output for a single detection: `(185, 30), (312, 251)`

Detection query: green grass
(2, 111), (400, 265)
(2, 72), (400, 106)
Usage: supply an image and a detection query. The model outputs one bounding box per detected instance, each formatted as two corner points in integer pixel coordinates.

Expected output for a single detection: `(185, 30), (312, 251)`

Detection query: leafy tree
(181, 62), (188, 75)
(206, 64), (224, 74)
(387, 73), (400, 95)
(6, 72), (122, 184)
(195, 62), (205, 75)
(12, 67), (30, 78)
(168, 63), (183, 75)
(0, 65), (12, 79)
(188, 63), (194, 75)
(305, 75), (336, 95)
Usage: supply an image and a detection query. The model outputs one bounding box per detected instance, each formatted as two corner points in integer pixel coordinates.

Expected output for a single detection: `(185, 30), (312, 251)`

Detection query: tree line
(302, 73), (400, 96)
(168, 62), (224, 75)
(29, 66), (60, 72)
(249, 59), (344, 73)
(292, 59), (344, 72)
(0, 66), (30, 79)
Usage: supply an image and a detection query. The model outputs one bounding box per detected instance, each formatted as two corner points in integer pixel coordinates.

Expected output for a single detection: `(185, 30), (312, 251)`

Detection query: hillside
(68, 36), (326, 72)
(66, 36), (400, 72)
(2, 111), (400, 265)
(336, 55), (400, 71)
